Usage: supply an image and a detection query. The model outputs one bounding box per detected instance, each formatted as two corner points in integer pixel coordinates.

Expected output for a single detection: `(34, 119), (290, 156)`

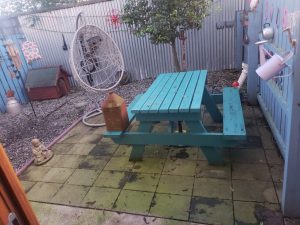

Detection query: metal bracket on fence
(216, 21), (235, 29)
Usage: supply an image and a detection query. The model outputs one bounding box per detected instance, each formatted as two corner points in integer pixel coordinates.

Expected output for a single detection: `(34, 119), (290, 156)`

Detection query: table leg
(203, 88), (223, 123)
(178, 121), (183, 133)
(168, 121), (175, 133)
(129, 121), (153, 162)
(185, 121), (224, 165)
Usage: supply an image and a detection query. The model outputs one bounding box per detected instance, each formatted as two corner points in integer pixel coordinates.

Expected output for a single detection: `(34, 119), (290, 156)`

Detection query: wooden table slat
(190, 70), (207, 112)
(179, 70), (201, 112)
(148, 72), (179, 113)
(158, 72), (186, 113)
(131, 74), (165, 113)
(168, 71), (193, 112)
(139, 74), (172, 113)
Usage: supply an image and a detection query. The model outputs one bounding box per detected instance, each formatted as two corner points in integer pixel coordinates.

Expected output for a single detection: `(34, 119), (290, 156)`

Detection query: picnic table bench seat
(223, 87), (246, 140)
(104, 71), (246, 165)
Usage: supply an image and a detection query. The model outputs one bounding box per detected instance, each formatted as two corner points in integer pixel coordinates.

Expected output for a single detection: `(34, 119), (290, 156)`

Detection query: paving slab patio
(19, 105), (286, 225)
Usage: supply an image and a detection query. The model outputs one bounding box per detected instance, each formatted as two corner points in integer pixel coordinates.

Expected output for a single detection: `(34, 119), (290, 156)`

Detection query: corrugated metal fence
(18, 0), (244, 83)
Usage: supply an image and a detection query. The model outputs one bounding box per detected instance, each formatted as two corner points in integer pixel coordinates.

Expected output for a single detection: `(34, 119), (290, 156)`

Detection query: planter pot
(6, 97), (21, 115)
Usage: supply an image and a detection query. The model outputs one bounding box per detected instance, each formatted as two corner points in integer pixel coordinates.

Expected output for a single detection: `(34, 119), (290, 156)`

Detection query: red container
(101, 92), (129, 131)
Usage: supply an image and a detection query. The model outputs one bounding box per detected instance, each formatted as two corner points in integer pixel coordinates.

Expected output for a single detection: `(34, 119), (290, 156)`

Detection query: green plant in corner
(122, 0), (212, 72)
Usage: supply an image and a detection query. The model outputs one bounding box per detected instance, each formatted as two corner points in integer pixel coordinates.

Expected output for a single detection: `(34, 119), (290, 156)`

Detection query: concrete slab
(47, 154), (86, 168)
(133, 158), (165, 174)
(19, 166), (52, 182)
(104, 157), (134, 171)
(193, 178), (232, 200)
(31, 201), (104, 225)
(78, 155), (110, 170)
(168, 147), (199, 161)
(114, 190), (154, 214)
(245, 124), (260, 136)
(50, 143), (75, 154)
(123, 173), (160, 192)
(20, 180), (36, 193)
(258, 126), (277, 150)
(91, 126), (106, 135)
(232, 163), (272, 181)
(66, 169), (100, 186)
(42, 167), (74, 183)
(40, 155), (63, 167)
(275, 182), (282, 204)
(113, 145), (132, 157)
(234, 201), (282, 225)
(94, 170), (128, 189)
(270, 164), (284, 183)
(144, 145), (170, 158)
(58, 123), (93, 144)
(65, 143), (96, 155)
(232, 180), (278, 203)
(189, 197), (233, 225)
(195, 161), (231, 179)
(50, 184), (90, 205)
(253, 108), (268, 126)
(197, 148), (209, 161)
(230, 148), (266, 164)
(265, 150), (284, 165)
(163, 158), (197, 176)
(82, 186), (120, 209)
(156, 175), (194, 196)
(27, 182), (62, 202)
(150, 193), (191, 220)
(235, 136), (263, 148)
(88, 143), (118, 156)
(242, 105), (254, 118)
(30, 202), (204, 225)
(78, 134), (101, 144)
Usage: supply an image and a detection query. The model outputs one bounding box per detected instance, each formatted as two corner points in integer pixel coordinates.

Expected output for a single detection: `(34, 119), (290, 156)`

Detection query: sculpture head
(31, 138), (41, 148)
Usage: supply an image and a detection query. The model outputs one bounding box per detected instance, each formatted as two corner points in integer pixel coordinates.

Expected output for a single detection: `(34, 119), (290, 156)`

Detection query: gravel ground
(0, 70), (244, 171)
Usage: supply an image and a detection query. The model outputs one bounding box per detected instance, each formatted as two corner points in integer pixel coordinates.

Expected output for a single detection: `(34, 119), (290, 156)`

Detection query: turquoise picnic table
(104, 70), (246, 165)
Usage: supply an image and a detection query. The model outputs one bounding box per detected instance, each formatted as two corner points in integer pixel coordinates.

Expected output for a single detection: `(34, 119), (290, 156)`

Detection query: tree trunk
(171, 40), (183, 133)
(171, 41), (181, 72)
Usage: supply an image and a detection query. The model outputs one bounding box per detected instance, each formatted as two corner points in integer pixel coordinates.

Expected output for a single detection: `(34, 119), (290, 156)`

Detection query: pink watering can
(256, 51), (294, 81)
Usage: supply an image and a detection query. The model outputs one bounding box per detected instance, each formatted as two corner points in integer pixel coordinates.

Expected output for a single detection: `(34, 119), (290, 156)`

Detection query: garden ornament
(256, 51), (294, 81)
(250, 0), (259, 11)
(262, 23), (274, 40)
(31, 139), (53, 165)
(21, 41), (42, 64)
(232, 63), (248, 89)
(106, 9), (121, 27)
(283, 27), (297, 48)
(4, 39), (22, 70)
(6, 90), (21, 116)
(238, 63), (248, 89)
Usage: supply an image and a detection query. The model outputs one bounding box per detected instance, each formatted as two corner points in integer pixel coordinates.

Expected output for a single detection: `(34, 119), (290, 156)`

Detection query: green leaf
(122, 0), (212, 45)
